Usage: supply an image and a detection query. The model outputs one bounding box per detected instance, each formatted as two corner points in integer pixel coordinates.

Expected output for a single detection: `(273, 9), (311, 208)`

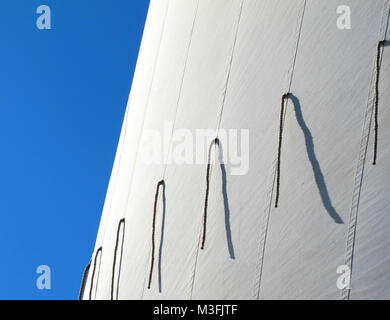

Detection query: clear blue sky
(0, 0), (149, 299)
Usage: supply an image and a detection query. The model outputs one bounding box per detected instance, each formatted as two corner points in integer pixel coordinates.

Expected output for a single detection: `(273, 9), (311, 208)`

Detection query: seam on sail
(342, 0), (390, 300)
(161, 0), (200, 178)
(140, 0), (200, 299)
(115, 0), (170, 241)
(254, 0), (307, 300)
(110, 0), (171, 300)
(189, 0), (245, 300)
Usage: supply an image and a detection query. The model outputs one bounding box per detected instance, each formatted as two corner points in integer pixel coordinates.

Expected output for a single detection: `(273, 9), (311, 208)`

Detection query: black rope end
(282, 92), (290, 99)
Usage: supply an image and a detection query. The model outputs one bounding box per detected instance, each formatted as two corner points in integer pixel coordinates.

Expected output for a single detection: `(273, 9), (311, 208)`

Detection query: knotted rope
(78, 260), (91, 300)
(111, 218), (125, 300)
(373, 40), (386, 165)
(201, 138), (220, 250)
(148, 180), (165, 289)
(89, 247), (102, 300)
(275, 93), (290, 208)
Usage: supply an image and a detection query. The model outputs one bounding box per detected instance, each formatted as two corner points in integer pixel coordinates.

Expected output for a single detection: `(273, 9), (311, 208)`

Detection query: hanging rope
(89, 247), (102, 300)
(148, 180), (165, 289)
(201, 138), (220, 250)
(111, 218), (125, 300)
(275, 93), (290, 208)
(78, 260), (91, 300)
(373, 39), (386, 165)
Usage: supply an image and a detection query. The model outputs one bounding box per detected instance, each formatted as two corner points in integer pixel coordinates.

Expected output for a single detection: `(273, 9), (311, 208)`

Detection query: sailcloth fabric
(83, 0), (390, 299)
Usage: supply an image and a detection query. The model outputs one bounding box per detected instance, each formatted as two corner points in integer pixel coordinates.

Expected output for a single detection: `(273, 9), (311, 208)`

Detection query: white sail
(82, 0), (390, 300)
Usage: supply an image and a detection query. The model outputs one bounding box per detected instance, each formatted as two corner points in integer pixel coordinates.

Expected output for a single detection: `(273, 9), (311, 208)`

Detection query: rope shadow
(202, 138), (235, 259)
(289, 93), (343, 224)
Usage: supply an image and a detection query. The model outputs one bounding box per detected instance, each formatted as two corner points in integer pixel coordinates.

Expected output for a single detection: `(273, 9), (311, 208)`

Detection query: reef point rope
(78, 260), (91, 300)
(201, 138), (220, 250)
(373, 39), (386, 165)
(89, 247), (102, 300)
(111, 218), (125, 300)
(275, 93), (290, 208)
(148, 180), (165, 289)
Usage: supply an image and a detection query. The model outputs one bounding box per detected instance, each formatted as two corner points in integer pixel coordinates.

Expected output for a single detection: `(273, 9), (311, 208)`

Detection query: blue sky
(0, 0), (149, 299)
